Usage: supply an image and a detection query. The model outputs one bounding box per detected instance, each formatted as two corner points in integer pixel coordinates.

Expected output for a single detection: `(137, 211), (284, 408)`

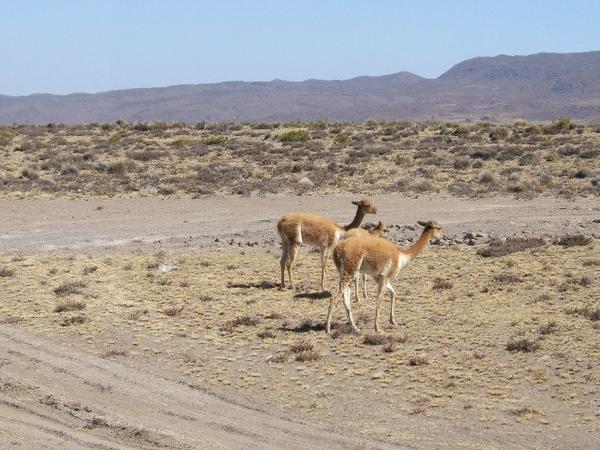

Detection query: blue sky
(1, 0), (599, 96)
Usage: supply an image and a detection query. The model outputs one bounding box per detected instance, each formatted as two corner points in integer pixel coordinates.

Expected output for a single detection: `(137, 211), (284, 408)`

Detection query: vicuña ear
(417, 220), (428, 227)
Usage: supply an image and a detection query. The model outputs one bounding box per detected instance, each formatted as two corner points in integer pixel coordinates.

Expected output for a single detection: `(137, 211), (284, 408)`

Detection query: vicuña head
(327, 219), (442, 333)
(277, 198), (378, 291)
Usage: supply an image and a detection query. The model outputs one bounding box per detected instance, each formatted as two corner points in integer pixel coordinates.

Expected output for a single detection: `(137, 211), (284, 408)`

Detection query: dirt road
(1, 195), (598, 253)
(0, 325), (392, 449)
(1, 194), (599, 449)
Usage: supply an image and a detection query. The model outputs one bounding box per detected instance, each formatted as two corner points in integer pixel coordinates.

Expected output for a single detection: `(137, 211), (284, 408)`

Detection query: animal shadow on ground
(280, 318), (326, 333)
(293, 291), (332, 300)
(227, 280), (279, 289)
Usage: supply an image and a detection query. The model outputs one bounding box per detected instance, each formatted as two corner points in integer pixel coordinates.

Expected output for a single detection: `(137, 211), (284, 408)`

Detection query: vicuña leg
(341, 283), (359, 332)
(319, 248), (327, 291)
(286, 245), (299, 289)
(353, 274), (361, 303)
(387, 282), (397, 325)
(326, 282), (342, 333)
(362, 274), (368, 301)
(374, 278), (387, 332)
(279, 245), (288, 289)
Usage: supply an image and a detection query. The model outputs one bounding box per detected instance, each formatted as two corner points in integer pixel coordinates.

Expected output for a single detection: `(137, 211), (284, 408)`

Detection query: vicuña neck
(343, 208), (365, 231)
(405, 228), (435, 260)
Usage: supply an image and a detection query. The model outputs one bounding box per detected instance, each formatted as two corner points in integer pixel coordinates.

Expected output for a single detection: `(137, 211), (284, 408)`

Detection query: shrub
(538, 320), (559, 335)
(479, 172), (496, 184)
(432, 278), (453, 289)
(129, 149), (162, 161)
(453, 157), (470, 170)
(489, 127), (509, 141)
(53, 281), (86, 296)
(54, 299), (86, 313)
(20, 168), (39, 180)
(162, 305), (184, 316)
(553, 234), (592, 247)
(334, 134), (350, 144)
(506, 337), (539, 352)
(494, 272), (522, 284)
(60, 314), (87, 326)
(108, 134), (121, 143)
(278, 130), (310, 142)
(221, 315), (261, 331)
(408, 355), (429, 366)
(0, 128), (14, 145)
(0, 267), (15, 277)
(107, 160), (136, 174)
(203, 135), (228, 146)
(477, 237), (545, 257)
(289, 341), (314, 353)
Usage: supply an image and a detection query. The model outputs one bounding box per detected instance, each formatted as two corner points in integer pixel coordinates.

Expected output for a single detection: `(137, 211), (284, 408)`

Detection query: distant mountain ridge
(1, 51), (600, 123)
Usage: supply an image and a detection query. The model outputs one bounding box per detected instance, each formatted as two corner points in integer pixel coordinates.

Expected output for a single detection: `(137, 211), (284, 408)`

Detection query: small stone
(298, 176), (314, 187)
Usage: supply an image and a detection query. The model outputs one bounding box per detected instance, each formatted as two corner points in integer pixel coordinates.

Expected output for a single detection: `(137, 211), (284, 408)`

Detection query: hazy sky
(1, 0), (599, 96)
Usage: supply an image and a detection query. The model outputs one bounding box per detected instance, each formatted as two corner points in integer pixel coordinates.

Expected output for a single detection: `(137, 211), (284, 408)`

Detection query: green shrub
(203, 135), (228, 146)
(0, 128), (15, 146)
(278, 129), (310, 142)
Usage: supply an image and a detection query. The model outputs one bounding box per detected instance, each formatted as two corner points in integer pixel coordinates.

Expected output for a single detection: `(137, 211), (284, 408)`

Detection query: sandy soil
(0, 325), (390, 449)
(1, 195), (599, 449)
(1, 194), (598, 253)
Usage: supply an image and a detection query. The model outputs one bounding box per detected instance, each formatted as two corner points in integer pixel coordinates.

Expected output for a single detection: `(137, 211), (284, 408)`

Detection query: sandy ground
(0, 325), (390, 449)
(1, 194), (599, 449)
(0, 194), (598, 253)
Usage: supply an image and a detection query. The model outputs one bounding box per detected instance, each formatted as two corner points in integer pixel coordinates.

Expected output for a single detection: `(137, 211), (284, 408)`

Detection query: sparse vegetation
(506, 337), (539, 352)
(54, 299), (86, 313)
(477, 237), (545, 257)
(0, 266), (15, 277)
(53, 281), (86, 296)
(0, 121), (598, 198)
(553, 234), (592, 247)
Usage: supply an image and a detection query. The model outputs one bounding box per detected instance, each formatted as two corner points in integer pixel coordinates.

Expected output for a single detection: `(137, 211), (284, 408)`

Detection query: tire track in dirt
(0, 325), (393, 449)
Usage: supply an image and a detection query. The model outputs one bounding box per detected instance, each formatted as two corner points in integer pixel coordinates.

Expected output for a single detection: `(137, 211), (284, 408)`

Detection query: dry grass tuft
(363, 333), (388, 345)
(506, 337), (539, 352)
(60, 314), (87, 327)
(432, 278), (453, 289)
(408, 355), (429, 366)
(0, 267), (15, 277)
(364, 333), (407, 346)
(509, 407), (541, 418)
(289, 340), (314, 353)
(493, 272), (522, 284)
(477, 237), (545, 257)
(565, 305), (599, 321)
(128, 308), (148, 320)
(53, 281), (86, 296)
(54, 299), (86, 313)
(83, 265), (98, 275)
(537, 320), (559, 335)
(265, 312), (284, 320)
(221, 315), (261, 332)
(162, 305), (184, 317)
(294, 349), (321, 362)
(330, 322), (359, 339)
(257, 330), (276, 339)
(289, 340), (320, 362)
(554, 234), (592, 247)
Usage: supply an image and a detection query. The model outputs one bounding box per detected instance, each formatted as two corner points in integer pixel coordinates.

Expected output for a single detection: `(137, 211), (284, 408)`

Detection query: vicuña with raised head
(277, 198), (378, 290)
(327, 220), (442, 333)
